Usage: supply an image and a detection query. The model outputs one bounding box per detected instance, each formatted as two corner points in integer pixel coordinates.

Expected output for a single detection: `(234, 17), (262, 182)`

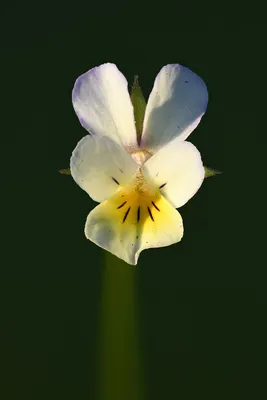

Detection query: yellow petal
(84, 174), (183, 265)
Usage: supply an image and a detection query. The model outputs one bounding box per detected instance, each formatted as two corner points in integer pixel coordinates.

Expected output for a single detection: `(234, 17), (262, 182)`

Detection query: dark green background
(1, 24), (265, 399)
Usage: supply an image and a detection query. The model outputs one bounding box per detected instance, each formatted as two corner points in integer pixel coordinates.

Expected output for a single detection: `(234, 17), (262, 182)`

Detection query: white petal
(141, 64), (208, 152)
(70, 135), (138, 203)
(144, 140), (205, 208)
(72, 63), (138, 150)
(85, 187), (183, 265)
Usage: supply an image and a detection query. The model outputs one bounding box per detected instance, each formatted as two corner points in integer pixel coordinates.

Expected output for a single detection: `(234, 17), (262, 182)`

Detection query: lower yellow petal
(84, 179), (183, 265)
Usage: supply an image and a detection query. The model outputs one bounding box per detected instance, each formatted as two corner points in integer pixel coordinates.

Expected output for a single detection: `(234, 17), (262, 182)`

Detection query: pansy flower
(70, 63), (208, 265)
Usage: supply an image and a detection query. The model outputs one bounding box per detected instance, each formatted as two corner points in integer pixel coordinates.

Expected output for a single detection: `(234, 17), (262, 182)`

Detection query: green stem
(97, 252), (144, 400)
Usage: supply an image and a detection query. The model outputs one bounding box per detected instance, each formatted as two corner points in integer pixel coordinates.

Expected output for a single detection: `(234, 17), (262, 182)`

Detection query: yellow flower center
(111, 168), (161, 225)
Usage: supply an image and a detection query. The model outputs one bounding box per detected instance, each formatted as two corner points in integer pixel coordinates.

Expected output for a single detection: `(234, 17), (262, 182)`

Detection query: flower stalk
(97, 252), (144, 400)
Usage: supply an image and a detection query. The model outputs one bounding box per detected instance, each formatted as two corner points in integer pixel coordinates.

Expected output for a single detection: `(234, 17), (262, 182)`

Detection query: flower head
(70, 63), (208, 265)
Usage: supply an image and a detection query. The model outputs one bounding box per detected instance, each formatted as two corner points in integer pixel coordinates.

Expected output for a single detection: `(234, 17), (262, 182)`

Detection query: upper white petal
(72, 63), (138, 150)
(144, 139), (205, 208)
(141, 64), (208, 152)
(70, 135), (138, 203)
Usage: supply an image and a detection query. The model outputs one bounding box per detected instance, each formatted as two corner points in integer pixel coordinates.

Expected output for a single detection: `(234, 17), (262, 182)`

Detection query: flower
(70, 63), (208, 265)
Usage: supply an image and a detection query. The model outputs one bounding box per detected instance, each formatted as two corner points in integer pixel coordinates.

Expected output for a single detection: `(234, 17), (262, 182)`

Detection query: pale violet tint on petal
(70, 135), (139, 203)
(72, 63), (138, 150)
(141, 64), (208, 153)
(143, 139), (205, 209)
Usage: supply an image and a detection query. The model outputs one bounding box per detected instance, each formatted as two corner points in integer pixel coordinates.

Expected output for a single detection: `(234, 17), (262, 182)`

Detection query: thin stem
(97, 252), (145, 400)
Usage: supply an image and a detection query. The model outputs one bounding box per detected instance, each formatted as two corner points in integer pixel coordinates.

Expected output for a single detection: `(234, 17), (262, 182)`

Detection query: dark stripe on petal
(152, 201), (160, 211)
(159, 182), (167, 189)
(137, 206), (140, 223)
(147, 206), (154, 222)
(123, 207), (131, 223)
(112, 177), (120, 185)
(117, 201), (127, 209)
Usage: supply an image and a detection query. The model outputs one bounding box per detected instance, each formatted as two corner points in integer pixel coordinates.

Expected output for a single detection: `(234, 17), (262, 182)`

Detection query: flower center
(132, 168), (155, 195)
(114, 168), (161, 225)
(129, 149), (153, 165)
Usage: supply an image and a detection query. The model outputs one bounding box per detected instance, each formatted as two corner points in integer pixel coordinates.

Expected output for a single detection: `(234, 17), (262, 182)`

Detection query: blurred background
(1, 17), (265, 400)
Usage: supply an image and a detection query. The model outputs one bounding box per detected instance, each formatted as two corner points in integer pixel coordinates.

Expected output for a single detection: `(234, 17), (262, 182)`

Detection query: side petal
(84, 188), (184, 265)
(144, 140), (205, 208)
(141, 64), (208, 152)
(70, 135), (138, 202)
(72, 63), (138, 150)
